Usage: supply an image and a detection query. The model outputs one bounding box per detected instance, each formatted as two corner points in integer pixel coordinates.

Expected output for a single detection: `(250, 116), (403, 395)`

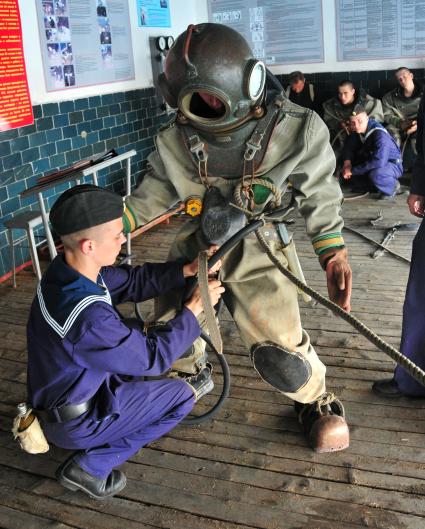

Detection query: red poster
(0, 0), (33, 131)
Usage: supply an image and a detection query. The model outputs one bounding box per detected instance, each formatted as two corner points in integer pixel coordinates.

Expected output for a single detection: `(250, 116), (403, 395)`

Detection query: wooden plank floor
(1, 190), (425, 529)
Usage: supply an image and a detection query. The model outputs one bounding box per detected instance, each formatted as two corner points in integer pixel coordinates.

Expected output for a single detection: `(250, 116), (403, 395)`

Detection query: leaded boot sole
(309, 415), (350, 453)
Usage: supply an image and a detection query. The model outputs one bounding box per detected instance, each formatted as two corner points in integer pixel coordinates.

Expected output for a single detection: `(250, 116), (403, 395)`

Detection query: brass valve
(185, 196), (202, 217)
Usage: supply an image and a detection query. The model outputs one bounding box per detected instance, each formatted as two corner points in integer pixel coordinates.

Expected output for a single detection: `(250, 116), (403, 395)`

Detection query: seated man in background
(341, 105), (403, 198)
(286, 71), (317, 112)
(323, 80), (384, 161)
(26, 185), (224, 500)
(382, 67), (423, 165)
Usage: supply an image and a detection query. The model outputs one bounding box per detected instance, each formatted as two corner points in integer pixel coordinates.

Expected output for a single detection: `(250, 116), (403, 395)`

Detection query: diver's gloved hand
(320, 247), (352, 313)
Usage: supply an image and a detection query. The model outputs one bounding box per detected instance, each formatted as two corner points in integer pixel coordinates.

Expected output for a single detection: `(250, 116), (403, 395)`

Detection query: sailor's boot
(294, 392), (349, 453)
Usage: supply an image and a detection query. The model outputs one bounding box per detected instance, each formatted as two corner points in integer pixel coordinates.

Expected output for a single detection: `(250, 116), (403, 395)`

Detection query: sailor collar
(37, 254), (112, 338)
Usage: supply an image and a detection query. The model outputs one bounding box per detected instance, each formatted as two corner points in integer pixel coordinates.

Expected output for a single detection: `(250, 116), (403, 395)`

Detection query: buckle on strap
(188, 133), (208, 162)
(244, 129), (265, 161)
(36, 395), (96, 424)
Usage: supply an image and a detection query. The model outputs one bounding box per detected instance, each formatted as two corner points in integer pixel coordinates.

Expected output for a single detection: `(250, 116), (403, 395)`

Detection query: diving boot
(294, 392), (349, 453)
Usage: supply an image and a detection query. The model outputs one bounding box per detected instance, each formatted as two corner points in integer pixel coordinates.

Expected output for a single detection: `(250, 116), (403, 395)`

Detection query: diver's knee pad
(251, 342), (312, 393)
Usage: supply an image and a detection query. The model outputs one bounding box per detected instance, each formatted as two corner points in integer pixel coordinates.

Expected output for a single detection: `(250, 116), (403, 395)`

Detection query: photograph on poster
(47, 43), (61, 65)
(137, 0), (171, 27)
(57, 17), (70, 41)
(98, 17), (110, 31)
(99, 17), (112, 44)
(49, 65), (64, 88)
(54, 0), (68, 16)
(97, 0), (107, 18)
(45, 28), (57, 42)
(64, 64), (75, 86)
(60, 43), (73, 65)
(44, 15), (56, 29)
(101, 44), (113, 67)
(43, 1), (54, 15)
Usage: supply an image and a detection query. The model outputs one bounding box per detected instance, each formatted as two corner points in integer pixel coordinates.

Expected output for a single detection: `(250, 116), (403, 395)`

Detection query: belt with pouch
(36, 395), (96, 423)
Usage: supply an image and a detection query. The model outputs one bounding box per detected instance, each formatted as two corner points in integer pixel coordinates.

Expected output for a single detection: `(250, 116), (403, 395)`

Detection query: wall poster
(336, 0), (425, 61)
(0, 0), (33, 131)
(36, 0), (135, 91)
(207, 0), (324, 65)
(137, 0), (171, 27)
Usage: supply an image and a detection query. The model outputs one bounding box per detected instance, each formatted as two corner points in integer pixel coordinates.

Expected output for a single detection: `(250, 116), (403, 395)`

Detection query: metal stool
(4, 211), (46, 287)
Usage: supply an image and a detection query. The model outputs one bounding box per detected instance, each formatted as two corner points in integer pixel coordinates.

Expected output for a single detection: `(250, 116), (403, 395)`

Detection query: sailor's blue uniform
(27, 255), (199, 478)
(395, 94), (425, 396)
(342, 119), (403, 195)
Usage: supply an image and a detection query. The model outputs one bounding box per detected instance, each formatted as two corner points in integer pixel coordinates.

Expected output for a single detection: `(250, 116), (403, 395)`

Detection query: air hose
(181, 330), (231, 426)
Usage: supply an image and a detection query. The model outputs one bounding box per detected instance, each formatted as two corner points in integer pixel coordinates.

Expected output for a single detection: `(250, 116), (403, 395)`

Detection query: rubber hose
(181, 330), (231, 425)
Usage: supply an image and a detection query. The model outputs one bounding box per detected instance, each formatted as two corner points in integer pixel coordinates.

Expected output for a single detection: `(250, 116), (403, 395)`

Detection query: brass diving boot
(295, 392), (349, 453)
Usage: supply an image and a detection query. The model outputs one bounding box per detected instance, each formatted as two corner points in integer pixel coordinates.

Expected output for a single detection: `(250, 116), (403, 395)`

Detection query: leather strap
(198, 250), (223, 354)
(35, 396), (96, 424)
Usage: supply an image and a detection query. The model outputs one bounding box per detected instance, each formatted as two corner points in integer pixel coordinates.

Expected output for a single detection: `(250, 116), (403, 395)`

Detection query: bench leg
(7, 229), (16, 288)
(26, 228), (42, 281)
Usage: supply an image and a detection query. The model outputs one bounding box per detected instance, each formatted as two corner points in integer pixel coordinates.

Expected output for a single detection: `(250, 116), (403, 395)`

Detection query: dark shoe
(295, 392), (349, 453)
(56, 456), (126, 500)
(372, 377), (403, 398)
(185, 362), (214, 401)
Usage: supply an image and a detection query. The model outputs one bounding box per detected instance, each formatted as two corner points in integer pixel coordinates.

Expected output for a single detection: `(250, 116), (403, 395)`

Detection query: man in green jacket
(382, 67), (423, 164)
(323, 80), (383, 161)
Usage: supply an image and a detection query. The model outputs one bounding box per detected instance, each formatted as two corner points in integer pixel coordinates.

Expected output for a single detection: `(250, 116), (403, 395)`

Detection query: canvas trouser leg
(221, 232), (326, 404)
(155, 221), (326, 402)
(154, 220), (211, 374)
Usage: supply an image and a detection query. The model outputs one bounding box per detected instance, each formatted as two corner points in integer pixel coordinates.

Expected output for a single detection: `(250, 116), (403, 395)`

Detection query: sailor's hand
(322, 248), (352, 313)
(406, 121), (417, 135)
(407, 193), (425, 217)
(184, 279), (225, 317)
(183, 246), (222, 278)
(341, 167), (352, 180)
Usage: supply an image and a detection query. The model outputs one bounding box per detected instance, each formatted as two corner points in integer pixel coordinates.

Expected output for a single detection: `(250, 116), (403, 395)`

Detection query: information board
(36, 0), (135, 91)
(207, 0), (324, 65)
(336, 0), (425, 61)
(137, 0), (171, 27)
(0, 0), (33, 131)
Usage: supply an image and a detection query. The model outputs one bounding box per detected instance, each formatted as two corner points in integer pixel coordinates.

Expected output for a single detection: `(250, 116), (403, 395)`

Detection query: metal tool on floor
(372, 222), (419, 260)
(344, 225), (412, 264)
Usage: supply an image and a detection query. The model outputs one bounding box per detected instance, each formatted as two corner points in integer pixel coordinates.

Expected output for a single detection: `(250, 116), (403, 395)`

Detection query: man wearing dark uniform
(124, 23), (352, 454)
(285, 71), (317, 112)
(26, 185), (223, 499)
(373, 93), (425, 397)
(341, 105), (403, 198)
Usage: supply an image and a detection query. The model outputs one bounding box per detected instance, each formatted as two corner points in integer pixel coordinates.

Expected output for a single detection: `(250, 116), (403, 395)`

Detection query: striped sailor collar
(360, 119), (387, 142)
(37, 254), (112, 338)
